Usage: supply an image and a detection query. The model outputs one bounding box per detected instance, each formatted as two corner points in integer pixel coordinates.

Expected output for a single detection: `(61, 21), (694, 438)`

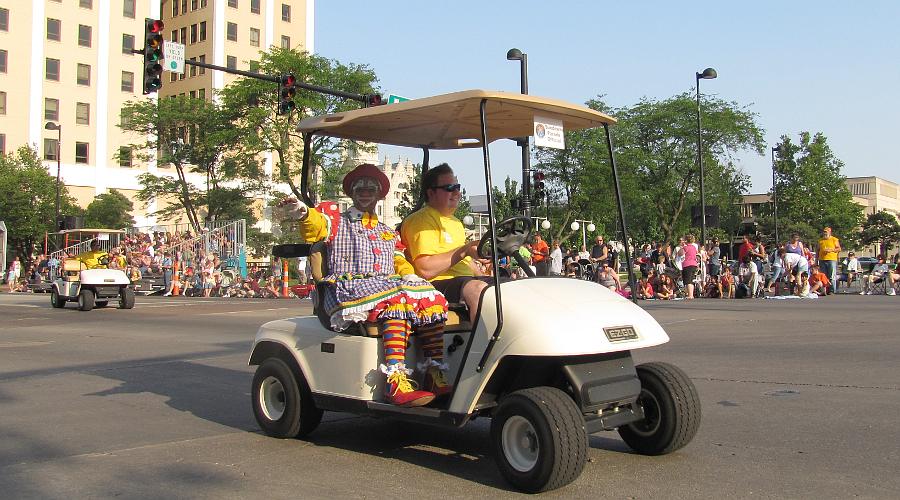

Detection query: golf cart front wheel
(618, 362), (701, 455)
(50, 289), (65, 308)
(252, 357), (322, 438)
(119, 287), (135, 309)
(490, 386), (587, 493)
(78, 289), (94, 311)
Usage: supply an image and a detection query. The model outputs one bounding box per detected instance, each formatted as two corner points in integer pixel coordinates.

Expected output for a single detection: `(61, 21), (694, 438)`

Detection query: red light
(533, 171), (545, 181)
(281, 74), (296, 86)
(152, 20), (164, 32)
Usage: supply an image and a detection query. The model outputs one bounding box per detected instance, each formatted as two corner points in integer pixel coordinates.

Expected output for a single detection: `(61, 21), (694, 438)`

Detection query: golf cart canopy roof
(296, 90), (616, 149)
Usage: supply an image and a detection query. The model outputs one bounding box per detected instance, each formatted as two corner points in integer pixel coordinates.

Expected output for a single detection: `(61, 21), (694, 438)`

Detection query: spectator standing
(590, 236), (609, 270)
(6, 257), (22, 292)
(707, 239), (721, 277)
(549, 240), (563, 276)
(817, 226), (841, 293)
(785, 233), (805, 256)
(531, 234), (550, 276)
(161, 252), (174, 296)
(680, 234), (699, 300)
(737, 235), (754, 263)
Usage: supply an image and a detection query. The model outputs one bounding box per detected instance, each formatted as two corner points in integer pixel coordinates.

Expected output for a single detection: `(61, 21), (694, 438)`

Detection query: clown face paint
(351, 177), (380, 212)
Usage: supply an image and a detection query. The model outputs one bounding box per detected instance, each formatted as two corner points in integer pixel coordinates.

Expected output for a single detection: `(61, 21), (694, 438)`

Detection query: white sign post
(533, 115), (565, 149)
(163, 41), (185, 74)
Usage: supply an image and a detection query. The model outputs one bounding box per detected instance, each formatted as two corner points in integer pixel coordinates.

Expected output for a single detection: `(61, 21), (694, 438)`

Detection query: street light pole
(45, 122), (62, 229)
(695, 67), (717, 248)
(507, 48), (531, 218)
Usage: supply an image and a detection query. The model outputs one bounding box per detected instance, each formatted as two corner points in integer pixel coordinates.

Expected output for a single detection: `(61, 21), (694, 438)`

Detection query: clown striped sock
(382, 318), (410, 366)
(417, 322), (445, 363)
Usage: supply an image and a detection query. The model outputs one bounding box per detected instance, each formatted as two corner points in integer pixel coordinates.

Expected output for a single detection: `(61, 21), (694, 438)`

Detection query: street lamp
(507, 48), (532, 218)
(569, 219), (595, 249)
(44, 122), (62, 229)
(695, 67), (717, 248)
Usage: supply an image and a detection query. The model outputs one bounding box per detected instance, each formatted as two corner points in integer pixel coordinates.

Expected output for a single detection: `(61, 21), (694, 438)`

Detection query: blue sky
(315, 0), (900, 195)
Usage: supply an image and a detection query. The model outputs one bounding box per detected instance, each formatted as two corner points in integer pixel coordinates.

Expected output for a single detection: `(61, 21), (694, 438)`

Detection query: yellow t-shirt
(401, 205), (472, 281)
(76, 250), (108, 269)
(817, 236), (840, 261)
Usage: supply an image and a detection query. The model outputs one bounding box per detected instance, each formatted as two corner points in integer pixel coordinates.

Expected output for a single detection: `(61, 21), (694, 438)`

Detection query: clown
(280, 163), (450, 407)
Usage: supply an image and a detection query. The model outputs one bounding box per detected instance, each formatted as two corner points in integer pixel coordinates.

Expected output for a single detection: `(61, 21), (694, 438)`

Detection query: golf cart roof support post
(414, 146), (430, 213)
(300, 132), (316, 207)
(476, 98), (504, 373)
(604, 123), (638, 304)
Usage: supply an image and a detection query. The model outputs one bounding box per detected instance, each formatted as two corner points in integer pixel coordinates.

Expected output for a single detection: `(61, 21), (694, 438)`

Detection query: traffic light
(142, 18), (164, 94)
(277, 74), (296, 115)
(532, 171), (546, 205)
(365, 94), (384, 107)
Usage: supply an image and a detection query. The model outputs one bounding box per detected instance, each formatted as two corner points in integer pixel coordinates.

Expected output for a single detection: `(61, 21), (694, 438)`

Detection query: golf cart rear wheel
(119, 287), (135, 309)
(618, 362), (701, 455)
(51, 289), (65, 308)
(252, 357), (322, 438)
(491, 386), (587, 493)
(78, 289), (94, 311)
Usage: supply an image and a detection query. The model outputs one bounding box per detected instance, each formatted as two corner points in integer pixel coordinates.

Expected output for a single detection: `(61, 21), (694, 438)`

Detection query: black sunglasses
(431, 183), (462, 192)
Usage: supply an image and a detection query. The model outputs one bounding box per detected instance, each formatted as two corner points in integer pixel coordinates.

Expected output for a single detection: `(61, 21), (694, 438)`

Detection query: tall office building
(0, 0), (312, 227)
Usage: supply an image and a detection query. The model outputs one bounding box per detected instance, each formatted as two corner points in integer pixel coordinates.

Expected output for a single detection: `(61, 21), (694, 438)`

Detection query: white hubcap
(502, 415), (539, 472)
(259, 376), (286, 421)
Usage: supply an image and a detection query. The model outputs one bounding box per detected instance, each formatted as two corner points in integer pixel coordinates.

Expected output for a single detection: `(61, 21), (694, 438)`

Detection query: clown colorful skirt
(323, 274), (448, 330)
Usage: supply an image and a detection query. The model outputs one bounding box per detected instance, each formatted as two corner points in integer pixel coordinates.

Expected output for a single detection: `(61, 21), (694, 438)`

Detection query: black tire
(490, 386), (587, 493)
(50, 289), (66, 308)
(119, 287), (135, 309)
(618, 362), (701, 455)
(78, 289), (94, 311)
(95, 301), (109, 308)
(252, 358), (322, 438)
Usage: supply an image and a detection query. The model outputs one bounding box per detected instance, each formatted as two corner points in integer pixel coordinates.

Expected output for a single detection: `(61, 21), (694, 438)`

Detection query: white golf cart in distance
(49, 229), (135, 311)
(249, 90), (700, 492)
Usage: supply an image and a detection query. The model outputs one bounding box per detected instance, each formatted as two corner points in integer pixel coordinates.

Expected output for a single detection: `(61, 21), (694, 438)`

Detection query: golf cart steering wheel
(477, 216), (532, 259)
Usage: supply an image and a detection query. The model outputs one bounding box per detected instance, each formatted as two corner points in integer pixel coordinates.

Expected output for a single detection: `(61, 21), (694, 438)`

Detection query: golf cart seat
(63, 259), (86, 281)
(276, 242), (470, 336)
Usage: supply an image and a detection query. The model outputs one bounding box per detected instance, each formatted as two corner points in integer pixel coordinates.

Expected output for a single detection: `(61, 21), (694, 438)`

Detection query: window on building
(189, 90), (196, 99)
(119, 147), (133, 167)
(75, 142), (89, 164)
(190, 24), (197, 44)
(227, 22), (237, 41)
(251, 0), (260, 14)
(78, 24), (92, 47)
(190, 58), (197, 77)
(121, 71), (134, 92)
(179, 71), (185, 81)
(76, 102), (90, 125)
(281, 35), (291, 49)
(226, 55), (237, 70)
(0, 91), (6, 115)
(80, 0), (93, 8)
(77, 63), (91, 85)
(47, 18), (61, 41)
(0, 50), (6, 73)
(181, 0), (188, 14)
(123, 0), (136, 18)
(172, 0), (179, 16)
(199, 21), (207, 41)
(199, 54), (206, 74)
(45, 98), (59, 120)
(192, 0), (199, 10)
(0, 134), (5, 155)
(119, 109), (131, 127)
(44, 139), (59, 161)
(228, 0), (238, 8)
(170, 29), (177, 43)
(180, 27), (187, 44)
(45, 58), (60, 80)
(282, 3), (291, 22)
(122, 34), (135, 54)
(201, 0), (208, 7)
(199, 88), (205, 100)
(170, 72), (177, 82)
(249, 27), (260, 47)
(249, 60), (259, 72)
(0, 8), (9, 31)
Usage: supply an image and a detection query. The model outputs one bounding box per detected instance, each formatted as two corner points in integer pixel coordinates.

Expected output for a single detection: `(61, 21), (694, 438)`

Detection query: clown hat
(342, 163), (390, 200)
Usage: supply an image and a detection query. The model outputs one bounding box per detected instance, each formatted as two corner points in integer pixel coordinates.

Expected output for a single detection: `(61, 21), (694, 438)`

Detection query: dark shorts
(432, 276), (494, 304)
(682, 265), (698, 284)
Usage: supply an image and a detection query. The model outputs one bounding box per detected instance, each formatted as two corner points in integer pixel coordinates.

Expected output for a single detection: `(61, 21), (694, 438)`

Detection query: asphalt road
(1, 292), (898, 499)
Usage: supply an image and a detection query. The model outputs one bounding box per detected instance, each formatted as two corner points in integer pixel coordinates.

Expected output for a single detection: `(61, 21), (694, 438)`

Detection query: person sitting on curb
(280, 163), (450, 408)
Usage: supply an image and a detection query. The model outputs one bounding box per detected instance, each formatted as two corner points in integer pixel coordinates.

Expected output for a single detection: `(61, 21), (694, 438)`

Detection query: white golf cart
(49, 229), (135, 311)
(249, 90), (700, 492)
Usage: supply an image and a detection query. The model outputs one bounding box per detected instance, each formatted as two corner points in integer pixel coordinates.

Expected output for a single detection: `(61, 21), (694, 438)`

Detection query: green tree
(859, 210), (900, 256)
(760, 132), (864, 248)
(217, 48), (380, 202)
(119, 95), (265, 232)
(83, 189), (135, 229)
(395, 163), (423, 219)
(535, 93), (760, 245)
(0, 146), (78, 262)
